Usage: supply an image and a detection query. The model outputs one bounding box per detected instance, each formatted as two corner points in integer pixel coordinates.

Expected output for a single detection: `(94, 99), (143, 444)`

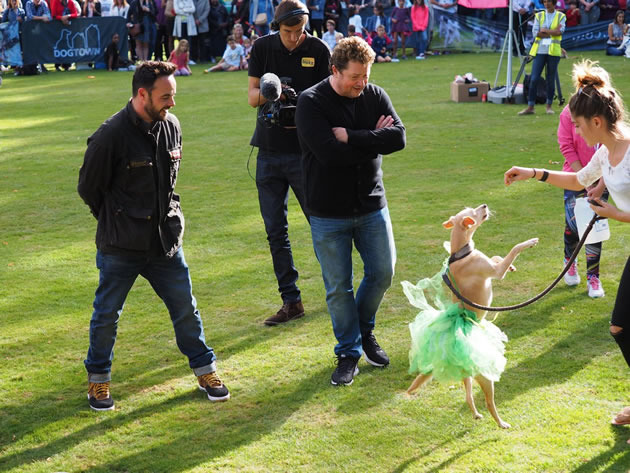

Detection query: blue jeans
(256, 149), (308, 303)
(606, 45), (626, 56)
(311, 207), (396, 358)
(84, 248), (216, 383)
(580, 5), (599, 24)
(413, 30), (427, 55)
(528, 53), (561, 107)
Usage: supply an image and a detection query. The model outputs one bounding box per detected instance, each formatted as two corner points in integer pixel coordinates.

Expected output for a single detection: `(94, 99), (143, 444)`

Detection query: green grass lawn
(2, 51), (630, 472)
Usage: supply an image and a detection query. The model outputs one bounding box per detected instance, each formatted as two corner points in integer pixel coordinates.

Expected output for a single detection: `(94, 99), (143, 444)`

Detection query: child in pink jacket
(557, 104), (607, 298)
(410, 0), (429, 59)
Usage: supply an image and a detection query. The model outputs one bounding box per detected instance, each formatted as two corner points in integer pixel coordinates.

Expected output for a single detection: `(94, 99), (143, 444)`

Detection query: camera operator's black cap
(271, 8), (309, 30)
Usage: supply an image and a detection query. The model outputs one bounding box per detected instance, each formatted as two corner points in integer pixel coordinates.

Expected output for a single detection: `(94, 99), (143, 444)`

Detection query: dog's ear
(462, 216), (476, 229)
(442, 217), (455, 229)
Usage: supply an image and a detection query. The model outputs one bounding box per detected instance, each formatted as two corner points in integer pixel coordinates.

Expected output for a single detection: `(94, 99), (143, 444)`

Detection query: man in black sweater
(295, 37), (406, 386)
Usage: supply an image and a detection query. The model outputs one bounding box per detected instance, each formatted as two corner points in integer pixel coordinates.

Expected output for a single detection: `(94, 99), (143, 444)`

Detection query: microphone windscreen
(260, 72), (282, 102)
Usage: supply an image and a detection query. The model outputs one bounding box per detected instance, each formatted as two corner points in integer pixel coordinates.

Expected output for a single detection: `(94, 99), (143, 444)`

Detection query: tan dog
(406, 204), (538, 429)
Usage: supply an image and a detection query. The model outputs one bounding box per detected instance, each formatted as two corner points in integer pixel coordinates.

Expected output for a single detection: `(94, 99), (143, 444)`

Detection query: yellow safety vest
(529, 10), (565, 57)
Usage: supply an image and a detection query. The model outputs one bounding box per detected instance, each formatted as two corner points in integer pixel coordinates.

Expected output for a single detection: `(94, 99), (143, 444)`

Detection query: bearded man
(78, 61), (230, 411)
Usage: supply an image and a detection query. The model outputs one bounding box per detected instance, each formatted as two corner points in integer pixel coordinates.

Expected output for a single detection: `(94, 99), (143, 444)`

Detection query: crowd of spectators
(1, 0), (629, 74)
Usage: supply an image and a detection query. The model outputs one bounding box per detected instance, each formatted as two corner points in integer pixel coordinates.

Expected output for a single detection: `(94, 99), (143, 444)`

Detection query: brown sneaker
(197, 372), (230, 402)
(87, 381), (115, 411)
(264, 301), (305, 326)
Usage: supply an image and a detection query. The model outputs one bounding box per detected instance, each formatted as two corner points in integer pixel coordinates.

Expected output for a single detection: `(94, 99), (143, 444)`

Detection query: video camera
(259, 73), (299, 128)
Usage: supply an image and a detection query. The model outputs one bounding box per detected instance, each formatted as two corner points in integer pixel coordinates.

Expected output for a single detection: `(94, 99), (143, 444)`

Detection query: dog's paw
(473, 412), (483, 420)
(507, 264), (516, 272)
(498, 420), (511, 429)
(522, 238), (539, 249)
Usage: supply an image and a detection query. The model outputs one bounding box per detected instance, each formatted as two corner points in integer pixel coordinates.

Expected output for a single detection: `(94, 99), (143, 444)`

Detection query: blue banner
(21, 16), (128, 65)
(429, 7), (608, 52)
(0, 22), (23, 67)
(430, 9), (507, 52)
(561, 21), (609, 51)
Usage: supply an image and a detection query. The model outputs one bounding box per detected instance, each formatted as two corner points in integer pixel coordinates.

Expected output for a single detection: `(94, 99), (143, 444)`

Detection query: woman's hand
(504, 166), (533, 186)
(587, 179), (606, 200)
(588, 198), (618, 219)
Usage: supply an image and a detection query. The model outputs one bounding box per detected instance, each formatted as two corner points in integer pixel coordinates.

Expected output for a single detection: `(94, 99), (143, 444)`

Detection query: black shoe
(331, 354), (360, 386)
(362, 331), (390, 367)
(87, 381), (115, 411)
(198, 372), (230, 402)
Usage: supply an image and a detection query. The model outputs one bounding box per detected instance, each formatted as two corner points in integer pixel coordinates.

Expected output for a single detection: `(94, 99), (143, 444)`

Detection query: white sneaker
(564, 258), (580, 286)
(188, 59), (196, 65)
(587, 276), (605, 298)
(391, 58), (400, 62)
(415, 54), (425, 60)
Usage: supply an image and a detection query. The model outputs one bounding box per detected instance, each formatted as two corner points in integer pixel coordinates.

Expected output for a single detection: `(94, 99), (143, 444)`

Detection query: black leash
(442, 214), (603, 312)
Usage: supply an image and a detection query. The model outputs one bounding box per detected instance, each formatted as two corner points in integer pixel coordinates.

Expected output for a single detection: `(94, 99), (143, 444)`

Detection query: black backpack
(524, 74), (547, 104)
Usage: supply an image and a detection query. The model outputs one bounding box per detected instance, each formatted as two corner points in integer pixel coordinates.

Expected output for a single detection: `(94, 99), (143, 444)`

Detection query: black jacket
(296, 79), (406, 218)
(78, 102), (184, 257)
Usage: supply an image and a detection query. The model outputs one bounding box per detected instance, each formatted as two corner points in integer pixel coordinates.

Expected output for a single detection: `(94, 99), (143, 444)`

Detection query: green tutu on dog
(401, 259), (508, 383)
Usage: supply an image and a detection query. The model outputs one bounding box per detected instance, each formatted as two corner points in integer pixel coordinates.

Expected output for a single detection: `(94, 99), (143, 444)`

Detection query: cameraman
(248, 0), (331, 326)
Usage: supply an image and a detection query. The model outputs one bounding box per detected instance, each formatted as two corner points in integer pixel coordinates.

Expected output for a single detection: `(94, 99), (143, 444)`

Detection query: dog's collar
(449, 242), (474, 265)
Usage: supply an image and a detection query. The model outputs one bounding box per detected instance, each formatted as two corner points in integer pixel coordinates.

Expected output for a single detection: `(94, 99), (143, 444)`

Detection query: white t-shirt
(577, 143), (630, 213)
(322, 30), (338, 49)
(349, 14), (363, 31)
(100, 0), (112, 15)
(435, 0), (456, 14)
(109, 4), (129, 17)
(223, 43), (244, 67)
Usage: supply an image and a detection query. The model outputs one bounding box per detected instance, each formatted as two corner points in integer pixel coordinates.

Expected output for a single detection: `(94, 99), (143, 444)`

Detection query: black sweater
(296, 78), (406, 218)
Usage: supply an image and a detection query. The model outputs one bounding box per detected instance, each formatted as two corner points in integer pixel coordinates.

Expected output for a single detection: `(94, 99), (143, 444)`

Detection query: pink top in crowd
(168, 51), (189, 70)
(558, 105), (597, 173)
(410, 5), (429, 32)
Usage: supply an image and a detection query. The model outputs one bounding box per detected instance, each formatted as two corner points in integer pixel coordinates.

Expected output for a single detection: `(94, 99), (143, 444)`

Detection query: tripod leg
(556, 68), (565, 106)
(511, 55), (530, 97)
(494, 31), (510, 87)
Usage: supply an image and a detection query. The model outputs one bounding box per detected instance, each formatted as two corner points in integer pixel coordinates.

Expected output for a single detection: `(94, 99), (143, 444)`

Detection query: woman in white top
(505, 60), (630, 440)
(110, 0), (129, 17)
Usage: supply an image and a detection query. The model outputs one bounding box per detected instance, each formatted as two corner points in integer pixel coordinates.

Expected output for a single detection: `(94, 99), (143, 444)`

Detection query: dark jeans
(84, 248), (217, 382)
(191, 31), (208, 62)
(611, 256), (630, 368)
(606, 45), (626, 56)
(154, 23), (171, 60)
(310, 18), (324, 38)
(528, 53), (560, 107)
(256, 149), (308, 303)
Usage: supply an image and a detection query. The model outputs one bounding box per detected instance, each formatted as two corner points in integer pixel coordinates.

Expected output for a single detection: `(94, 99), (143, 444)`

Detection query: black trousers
(154, 24), (171, 60)
(190, 31), (208, 62)
(611, 256), (630, 368)
(512, 10), (528, 55)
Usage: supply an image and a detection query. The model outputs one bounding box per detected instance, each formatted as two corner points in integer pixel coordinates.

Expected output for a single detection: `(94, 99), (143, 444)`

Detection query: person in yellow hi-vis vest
(518, 0), (566, 116)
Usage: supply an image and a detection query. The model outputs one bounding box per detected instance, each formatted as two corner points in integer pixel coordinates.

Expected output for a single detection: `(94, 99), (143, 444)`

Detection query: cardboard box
(450, 81), (490, 103)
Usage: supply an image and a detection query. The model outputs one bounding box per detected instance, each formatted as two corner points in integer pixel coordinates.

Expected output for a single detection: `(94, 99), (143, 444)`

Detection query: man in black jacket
(78, 61), (229, 411)
(295, 37), (406, 386)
